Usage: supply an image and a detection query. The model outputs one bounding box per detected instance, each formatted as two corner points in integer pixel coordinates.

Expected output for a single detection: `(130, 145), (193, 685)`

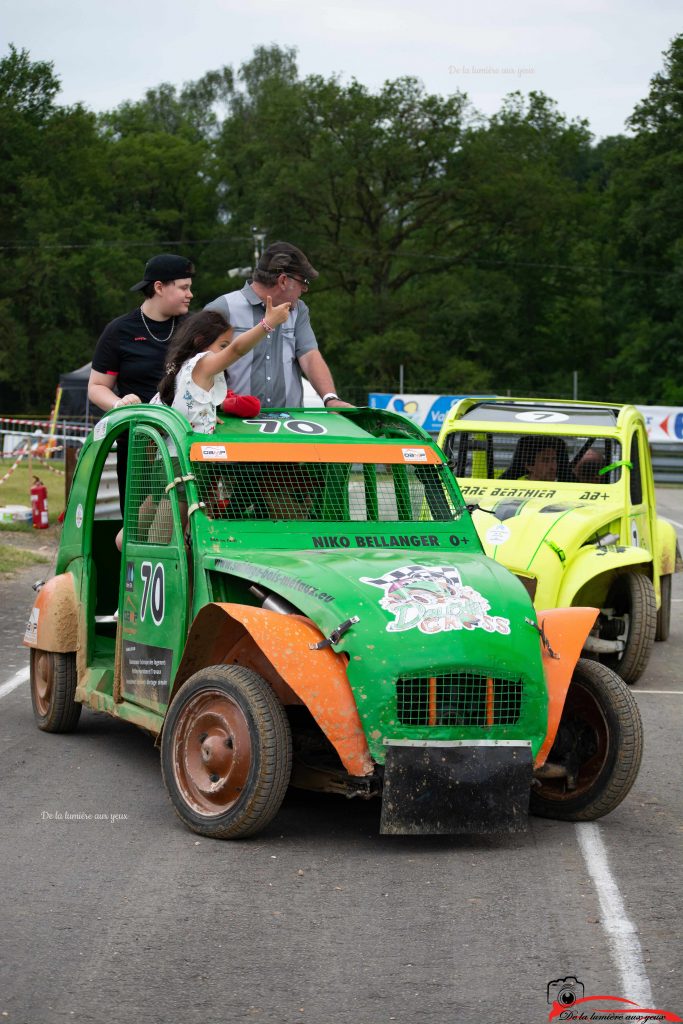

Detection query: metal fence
(0, 417), (91, 458)
(649, 442), (683, 486)
(94, 452), (120, 518)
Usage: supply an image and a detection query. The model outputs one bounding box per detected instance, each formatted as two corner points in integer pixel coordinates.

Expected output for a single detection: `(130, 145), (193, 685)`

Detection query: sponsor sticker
(93, 420), (108, 442)
(201, 445), (228, 460)
(486, 522), (511, 545)
(24, 607), (39, 645)
(402, 447), (428, 463)
(360, 564), (511, 636)
(75, 503), (84, 529)
(122, 641), (172, 704)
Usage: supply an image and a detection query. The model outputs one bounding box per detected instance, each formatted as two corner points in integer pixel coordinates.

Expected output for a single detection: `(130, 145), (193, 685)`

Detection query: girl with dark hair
(151, 298), (290, 432)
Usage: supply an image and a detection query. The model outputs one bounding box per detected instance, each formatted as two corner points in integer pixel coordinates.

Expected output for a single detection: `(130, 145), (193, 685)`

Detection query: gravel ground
(0, 524), (61, 556)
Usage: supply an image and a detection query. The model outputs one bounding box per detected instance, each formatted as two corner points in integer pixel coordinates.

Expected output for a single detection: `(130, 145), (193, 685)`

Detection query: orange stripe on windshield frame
(189, 442), (442, 465)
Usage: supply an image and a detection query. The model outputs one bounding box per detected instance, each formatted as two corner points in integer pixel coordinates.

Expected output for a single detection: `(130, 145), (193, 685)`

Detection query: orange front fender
(170, 602), (373, 778)
(535, 607), (599, 768)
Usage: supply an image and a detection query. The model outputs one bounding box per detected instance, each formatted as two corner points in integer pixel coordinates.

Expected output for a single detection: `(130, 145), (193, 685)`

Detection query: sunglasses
(285, 273), (310, 290)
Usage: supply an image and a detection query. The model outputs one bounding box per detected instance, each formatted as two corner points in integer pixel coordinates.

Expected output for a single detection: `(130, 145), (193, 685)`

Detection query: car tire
(655, 573), (672, 642)
(161, 664), (292, 839)
(30, 649), (81, 733)
(601, 571), (657, 685)
(530, 659), (643, 821)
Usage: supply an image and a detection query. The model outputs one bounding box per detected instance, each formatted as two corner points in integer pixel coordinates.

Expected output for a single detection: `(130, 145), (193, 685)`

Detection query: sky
(1, 0), (681, 140)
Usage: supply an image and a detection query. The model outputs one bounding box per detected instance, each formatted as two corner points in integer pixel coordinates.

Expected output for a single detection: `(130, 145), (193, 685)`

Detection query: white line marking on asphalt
(662, 516), (683, 530)
(576, 823), (652, 1005)
(634, 690), (683, 695)
(0, 666), (29, 700)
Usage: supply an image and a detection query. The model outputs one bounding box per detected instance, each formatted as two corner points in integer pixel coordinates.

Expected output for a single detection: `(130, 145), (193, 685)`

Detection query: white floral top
(150, 352), (227, 433)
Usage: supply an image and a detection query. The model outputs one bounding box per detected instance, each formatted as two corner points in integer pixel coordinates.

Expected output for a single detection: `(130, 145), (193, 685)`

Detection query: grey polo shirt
(204, 282), (318, 407)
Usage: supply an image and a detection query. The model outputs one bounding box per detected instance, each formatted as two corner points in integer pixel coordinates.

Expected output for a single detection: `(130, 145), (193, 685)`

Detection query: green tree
(2, 40), (680, 411)
(600, 35), (683, 402)
(212, 53), (603, 398)
(0, 46), (117, 409)
(0, 48), (231, 410)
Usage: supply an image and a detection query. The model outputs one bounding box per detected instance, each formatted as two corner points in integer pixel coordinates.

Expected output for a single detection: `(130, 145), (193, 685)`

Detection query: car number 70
(140, 562), (165, 625)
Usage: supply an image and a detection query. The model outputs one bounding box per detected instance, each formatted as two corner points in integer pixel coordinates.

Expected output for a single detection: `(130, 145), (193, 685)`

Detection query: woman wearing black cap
(87, 253), (195, 511)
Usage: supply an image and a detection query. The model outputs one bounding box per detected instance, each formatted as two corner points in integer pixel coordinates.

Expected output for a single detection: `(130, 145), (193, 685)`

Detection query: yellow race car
(438, 397), (681, 684)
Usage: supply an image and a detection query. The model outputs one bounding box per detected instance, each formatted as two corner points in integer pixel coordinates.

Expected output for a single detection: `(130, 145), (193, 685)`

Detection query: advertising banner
(636, 406), (683, 443)
(368, 394), (465, 433)
(370, 394), (683, 444)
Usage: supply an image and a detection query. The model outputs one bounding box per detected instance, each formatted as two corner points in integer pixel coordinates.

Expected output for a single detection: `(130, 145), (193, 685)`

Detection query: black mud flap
(380, 741), (533, 835)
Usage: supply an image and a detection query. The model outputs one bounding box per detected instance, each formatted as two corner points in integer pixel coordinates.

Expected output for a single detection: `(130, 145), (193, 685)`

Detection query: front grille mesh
(396, 674), (523, 727)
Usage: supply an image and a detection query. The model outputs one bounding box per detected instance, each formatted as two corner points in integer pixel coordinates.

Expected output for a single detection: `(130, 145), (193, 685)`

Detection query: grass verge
(0, 542), (51, 573)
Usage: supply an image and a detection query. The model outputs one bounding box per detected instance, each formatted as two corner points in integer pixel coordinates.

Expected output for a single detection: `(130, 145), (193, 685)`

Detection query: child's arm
(192, 296), (290, 390)
(230, 295), (291, 359)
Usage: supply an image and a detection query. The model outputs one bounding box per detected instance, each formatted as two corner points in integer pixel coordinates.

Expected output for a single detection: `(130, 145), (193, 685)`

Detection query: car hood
(469, 493), (627, 604)
(209, 546), (541, 678)
(473, 494), (620, 562)
(208, 546), (550, 763)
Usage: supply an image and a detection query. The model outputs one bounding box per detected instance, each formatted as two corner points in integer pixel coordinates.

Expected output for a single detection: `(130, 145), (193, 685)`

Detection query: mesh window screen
(192, 461), (465, 523)
(449, 433), (621, 485)
(127, 431), (174, 544)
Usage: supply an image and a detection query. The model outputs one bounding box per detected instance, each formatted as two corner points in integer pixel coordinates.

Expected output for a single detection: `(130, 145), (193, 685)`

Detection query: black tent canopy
(58, 363), (101, 422)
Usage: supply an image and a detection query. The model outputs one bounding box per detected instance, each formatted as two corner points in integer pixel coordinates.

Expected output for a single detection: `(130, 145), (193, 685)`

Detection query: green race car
(25, 405), (643, 838)
(438, 397), (681, 684)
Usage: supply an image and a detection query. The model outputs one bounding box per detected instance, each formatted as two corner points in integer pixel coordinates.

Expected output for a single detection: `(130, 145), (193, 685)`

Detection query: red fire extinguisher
(30, 477), (49, 530)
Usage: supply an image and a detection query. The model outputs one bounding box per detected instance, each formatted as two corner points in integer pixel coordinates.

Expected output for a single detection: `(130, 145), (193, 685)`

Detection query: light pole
(252, 227), (267, 267)
(227, 228), (267, 280)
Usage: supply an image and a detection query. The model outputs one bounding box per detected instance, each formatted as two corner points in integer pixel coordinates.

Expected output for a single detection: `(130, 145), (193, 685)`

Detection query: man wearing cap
(205, 241), (350, 410)
(88, 253), (195, 508)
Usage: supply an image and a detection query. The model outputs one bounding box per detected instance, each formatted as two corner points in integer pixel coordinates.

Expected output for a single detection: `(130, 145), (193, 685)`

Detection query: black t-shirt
(92, 308), (183, 403)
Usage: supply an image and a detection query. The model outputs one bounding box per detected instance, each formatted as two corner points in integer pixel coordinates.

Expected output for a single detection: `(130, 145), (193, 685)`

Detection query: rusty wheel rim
(536, 679), (609, 801)
(172, 689), (253, 817)
(32, 650), (53, 718)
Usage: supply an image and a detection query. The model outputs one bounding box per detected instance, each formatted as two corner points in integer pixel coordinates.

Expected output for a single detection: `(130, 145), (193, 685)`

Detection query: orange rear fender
(23, 574), (79, 653)
(535, 607), (599, 768)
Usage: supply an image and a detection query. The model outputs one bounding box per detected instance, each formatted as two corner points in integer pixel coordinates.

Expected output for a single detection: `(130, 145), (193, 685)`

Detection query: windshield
(443, 432), (623, 486)
(193, 461), (467, 523)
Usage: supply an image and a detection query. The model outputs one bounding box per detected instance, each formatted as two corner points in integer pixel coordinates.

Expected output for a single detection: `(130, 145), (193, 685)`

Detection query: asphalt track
(1, 491), (681, 1024)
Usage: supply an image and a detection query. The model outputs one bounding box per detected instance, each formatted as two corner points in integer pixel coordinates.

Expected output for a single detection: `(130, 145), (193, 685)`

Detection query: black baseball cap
(256, 241), (319, 281)
(130, 254), (195, 292)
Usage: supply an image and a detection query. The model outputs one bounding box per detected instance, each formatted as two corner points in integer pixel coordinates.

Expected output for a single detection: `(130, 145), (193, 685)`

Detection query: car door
(626, 427), (653, 557)
(116, 423), (189, 715)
